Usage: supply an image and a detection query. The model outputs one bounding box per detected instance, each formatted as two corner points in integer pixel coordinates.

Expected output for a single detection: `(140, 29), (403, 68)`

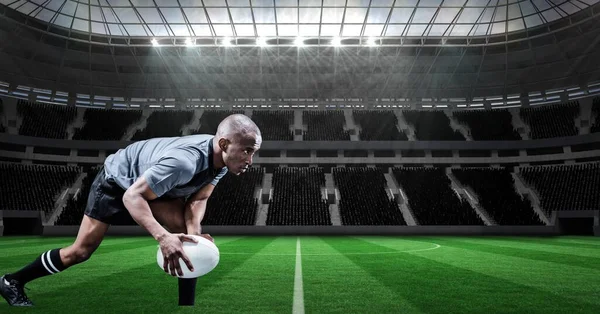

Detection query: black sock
(178, 278), (197, 306)
(5, 249), (67, 285)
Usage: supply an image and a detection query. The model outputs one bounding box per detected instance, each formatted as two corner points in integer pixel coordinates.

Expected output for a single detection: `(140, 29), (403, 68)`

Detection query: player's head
(215, 114), (262, 175)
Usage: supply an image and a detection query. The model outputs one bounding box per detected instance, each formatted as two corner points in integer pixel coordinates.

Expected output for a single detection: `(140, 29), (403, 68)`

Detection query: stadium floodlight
(256, 37), (267, 47)
(295, 37), (305, 47)
(331, 37), (342, 47)
(222, 37), (233, 47)
(185, 38), (195, 47)
(151, 38), (159, 47)
(366, 37), (378, 47)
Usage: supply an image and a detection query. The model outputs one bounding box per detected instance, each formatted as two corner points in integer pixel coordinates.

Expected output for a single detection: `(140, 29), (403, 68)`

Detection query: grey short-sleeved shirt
(103, 134), (228, 199)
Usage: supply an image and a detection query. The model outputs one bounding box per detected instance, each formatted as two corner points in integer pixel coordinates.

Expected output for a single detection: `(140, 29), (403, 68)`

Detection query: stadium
(0, 0), (599, 312)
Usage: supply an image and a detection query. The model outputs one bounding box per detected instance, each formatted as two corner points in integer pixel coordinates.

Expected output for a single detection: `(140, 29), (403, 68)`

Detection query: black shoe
(0, 275), (33, 306)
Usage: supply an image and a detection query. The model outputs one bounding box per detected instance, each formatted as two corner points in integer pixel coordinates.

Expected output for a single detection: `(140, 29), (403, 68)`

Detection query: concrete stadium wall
(41, 225), (560, 237)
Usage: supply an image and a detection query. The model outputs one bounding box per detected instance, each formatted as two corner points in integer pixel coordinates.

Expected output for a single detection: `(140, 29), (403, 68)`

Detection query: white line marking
(221, 243), (442, 256)
(292, 238), (304, 314)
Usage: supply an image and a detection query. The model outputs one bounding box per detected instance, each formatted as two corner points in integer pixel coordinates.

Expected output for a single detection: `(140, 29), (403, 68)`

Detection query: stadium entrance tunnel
(2, 217), (43, 236)
(553, 210), (600, 236)
(557, 218), (595, 236)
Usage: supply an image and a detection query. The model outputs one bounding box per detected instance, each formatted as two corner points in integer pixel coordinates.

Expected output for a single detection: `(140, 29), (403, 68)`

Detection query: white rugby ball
(156, 235), (220, 278)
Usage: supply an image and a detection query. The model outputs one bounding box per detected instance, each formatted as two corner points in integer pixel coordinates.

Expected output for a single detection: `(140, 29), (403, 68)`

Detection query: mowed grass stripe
(450, 237), (600, 258)
(194, 237), (296, 314)
(363, 236), (600, 308)
(301, 237), (424, 314)
(0, 236), (243, 261)
(492, 236), (600, 250)
(0, 238), (155, 260)
(3, 237), (265, 313)
(429, 237), (600, 271)
(324, 237), (599, 314)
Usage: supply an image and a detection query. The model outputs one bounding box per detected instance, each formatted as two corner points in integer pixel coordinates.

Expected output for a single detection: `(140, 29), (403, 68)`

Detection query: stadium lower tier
(1, 162), (598, 226)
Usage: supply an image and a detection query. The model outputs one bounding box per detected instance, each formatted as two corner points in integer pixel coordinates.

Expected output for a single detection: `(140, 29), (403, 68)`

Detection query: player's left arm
(184, 183), (215, 236)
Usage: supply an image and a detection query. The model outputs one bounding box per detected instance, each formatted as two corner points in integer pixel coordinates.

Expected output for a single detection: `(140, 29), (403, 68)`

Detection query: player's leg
(0, 215), (108, 307)
(149, 198), (197, 306)
(1, 167), (113, 307)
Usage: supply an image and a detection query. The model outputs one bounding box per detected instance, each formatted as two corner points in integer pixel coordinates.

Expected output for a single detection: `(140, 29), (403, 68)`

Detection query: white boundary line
(292, 238), (304, 314)
(221, 243), (441, 256)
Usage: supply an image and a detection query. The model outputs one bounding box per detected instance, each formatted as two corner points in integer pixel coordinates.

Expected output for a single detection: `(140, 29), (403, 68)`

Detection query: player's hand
(199, 233), (214, 243)
(158, 233), (198, 277)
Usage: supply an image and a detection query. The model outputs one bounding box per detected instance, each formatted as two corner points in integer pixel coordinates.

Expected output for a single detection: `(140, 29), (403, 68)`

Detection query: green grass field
(1, 236), (599, 313)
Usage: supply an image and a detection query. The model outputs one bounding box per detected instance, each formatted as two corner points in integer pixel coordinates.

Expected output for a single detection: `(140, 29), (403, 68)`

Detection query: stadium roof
(1, 0), (598, 45)
(0, 0), (599, 101)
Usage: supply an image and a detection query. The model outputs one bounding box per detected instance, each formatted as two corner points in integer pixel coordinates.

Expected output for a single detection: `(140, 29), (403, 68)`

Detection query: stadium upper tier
(0, 99), (592, 141)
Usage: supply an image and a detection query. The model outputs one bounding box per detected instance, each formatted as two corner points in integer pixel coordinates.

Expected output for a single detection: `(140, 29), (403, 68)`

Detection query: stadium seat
(591, 97), (600, 133)
(353, 110), (408, 141)
(334, 167), (406, 225)
(267, 167), (332, 225)
(55, 166), (101, 225)
(402, 110), (465, 141)
(0, 162), (81, 215)
(520, 102), (579, 139)
(73, 108), (142, 140)
(203, 167), (264, 225)
(520, 162), (600, 214)
(0, 99), (5, 133)
(453, 109), (521, 140)
(303, 111), (350, 141)
(17, 100), (77, 139)
(252, 110), (293, 141)
(392, 167), (483, 225)
(452, 168), (543, 225)
(132, 110), (194, 140)
(193, 110), (245, 135)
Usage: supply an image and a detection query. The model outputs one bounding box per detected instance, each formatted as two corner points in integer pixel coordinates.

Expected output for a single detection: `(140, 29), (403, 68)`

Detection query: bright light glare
(366, 37), (378, 46)
(256, 37), (267, 47)
(185, 38), (194, 46)
(222, 37), (233, 46)
(331, 37), (341, 47)
(295, 37), (304, 47)
(151, 38), (159, 46)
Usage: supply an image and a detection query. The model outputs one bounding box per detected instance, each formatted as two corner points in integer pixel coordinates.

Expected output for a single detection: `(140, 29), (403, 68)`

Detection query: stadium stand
(132, 110), (193, 140)
(0, 98), (5, 133)
(402, 110), (465, 141)
(333, 167), (406, 225)
(591, 97), (600, 133)
(0, 162), (80, 215)
(392, 167), (483, 225)
(303, 111), (350, 141)
(193, 110), (244, 134)
(453, 109), (521, 140)
(55, 166), (101, 225)
(520, 162), (600, 214)
(353, 110), (408, 141)
(203, 167), (264, 225)
(73, 108), (142, 140)
(452, 168), (543, 225)
(267, 167), (331, 225)
(17, 100), (77, 139)
(519, 102), (579, 139)
(252, 110), (293, 140)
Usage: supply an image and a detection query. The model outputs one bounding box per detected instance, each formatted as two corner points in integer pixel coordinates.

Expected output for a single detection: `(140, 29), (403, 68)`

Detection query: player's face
(222, 133), (262, 175)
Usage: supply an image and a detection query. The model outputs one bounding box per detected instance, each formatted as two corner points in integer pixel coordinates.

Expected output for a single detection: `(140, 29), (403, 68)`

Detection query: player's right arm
(123, 175), (197, 277)
(122, 175), (166, 240)
(122, 151), (200, 276)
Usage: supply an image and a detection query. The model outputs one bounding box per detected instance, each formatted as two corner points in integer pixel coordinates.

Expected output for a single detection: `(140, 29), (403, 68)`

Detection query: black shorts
(84, 167), (136, 225)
